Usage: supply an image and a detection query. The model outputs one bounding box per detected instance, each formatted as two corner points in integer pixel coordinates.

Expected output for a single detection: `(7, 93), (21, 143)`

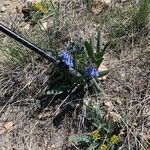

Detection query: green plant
(25, 0), (57, 24)
(50, 1), (60, 38)
(70, 104), (122, 150)
(133, 0), (150, 29)
(46, 30), (110, 96)
(85, 0), (94, 12)
(0, 41), (29, 66)
(30, 0), (48, 23)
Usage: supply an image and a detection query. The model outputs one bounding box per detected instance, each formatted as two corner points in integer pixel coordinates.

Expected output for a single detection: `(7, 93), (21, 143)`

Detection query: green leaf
(110, 145), (117, 150)
(46, 80), (70, 95)
(91, 78), (102, 92)
(86, 104), (104, 128)
(97, 30), (103, 53)
(98, 69), (110, 78)
(134, 0), (150, 28)
(95, 51), (104, 66)
(95, 58), (103, 66)
(90, 35), (95, 50)
(84, 41), (96, 63)
(87, 142), (99, 150)
(69, 133), (91, 143)
(77, 48), (89, 71)
(121, 112), (127, 127)
(95, 51), (104, 59)
(96, 42), (110, 62)
(107, 121), (116, 135)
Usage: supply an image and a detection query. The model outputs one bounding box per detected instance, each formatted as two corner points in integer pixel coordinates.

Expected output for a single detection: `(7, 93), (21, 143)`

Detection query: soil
(0, 0), (23, 25)
(0, 0), (149, 150)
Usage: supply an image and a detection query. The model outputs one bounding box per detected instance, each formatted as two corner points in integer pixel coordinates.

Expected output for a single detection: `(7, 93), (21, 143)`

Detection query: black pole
(0, 23), (58, 64)
(0, 23), (82, 77)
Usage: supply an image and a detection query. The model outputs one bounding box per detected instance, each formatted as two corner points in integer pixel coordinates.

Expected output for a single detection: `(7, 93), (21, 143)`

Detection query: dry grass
(0, 0), (150, 149)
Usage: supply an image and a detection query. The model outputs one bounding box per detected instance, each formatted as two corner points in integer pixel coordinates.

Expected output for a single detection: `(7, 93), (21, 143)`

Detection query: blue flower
(59, 50), (74, 67)
(85, 66), (99, 77)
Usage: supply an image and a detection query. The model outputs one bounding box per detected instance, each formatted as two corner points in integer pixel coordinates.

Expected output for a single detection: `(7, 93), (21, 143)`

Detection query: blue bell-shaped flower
(59, 50), (74, 67)
(85, 66), (99, 77)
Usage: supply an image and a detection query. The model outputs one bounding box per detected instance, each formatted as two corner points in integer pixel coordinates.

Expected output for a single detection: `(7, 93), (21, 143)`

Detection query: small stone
(120, 68), (126, 78)
(24, 24), (30, 30)
(0, 121), (15, 135)
(0, 6), (6, 12)
(104, 101), (114, 111)
(36, 0), (42, 2)
(114, 97), (122, 105)
(25, 0), (35, 7)
(102, 0), (111, 5)
(40, 22), (48, 31)
(97, 64), (109, 81)
(26, 0), (35, 3)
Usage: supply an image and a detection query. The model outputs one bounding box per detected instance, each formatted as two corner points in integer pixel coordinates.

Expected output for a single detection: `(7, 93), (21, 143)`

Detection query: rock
(26, 0), (35, 3)
(25, 0), (35, 8)
(102, 0), (111, 4)
(0, 121), (15, 135)
(25, 0), (41, 3)
(115, 99), (122, 105)
(120, 68), (126, 78)
(40, 22), (48, 31)
(36, 0), (42, 2)
(24, 24), (30, 30)
(97, 64), (109, 81)
(0, 6), (7, 12)
(104, 101), (114, 111)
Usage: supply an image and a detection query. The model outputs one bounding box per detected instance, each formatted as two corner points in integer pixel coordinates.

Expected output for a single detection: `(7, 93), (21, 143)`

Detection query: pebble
(104, 101), (114, 111)
(24, 24), (30, 30)
(0, 6), (7, 12)
(40, 22), (48, 31)
(102, 0), (111, 4)
(26, 0), (35, 3)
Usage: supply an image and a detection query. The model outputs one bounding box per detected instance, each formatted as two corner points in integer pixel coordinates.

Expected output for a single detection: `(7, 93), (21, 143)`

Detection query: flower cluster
(59, 50), (99, 78)
(59, 50), (74, 67)
(91, 130), (101, 140)
(85, 66), (99, 77)
(33, 2), (45, 13)
(110, 135), (119, 144)
(100, 144), (107, 150)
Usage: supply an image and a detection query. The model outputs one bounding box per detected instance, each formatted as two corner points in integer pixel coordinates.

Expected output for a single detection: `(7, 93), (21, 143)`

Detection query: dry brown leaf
(143, 134), (150, 142)
(104, 101), (114, 111)
(97, 64), (108, 81)
(0, 121), (15, 135)
(38, 111), (52, 120)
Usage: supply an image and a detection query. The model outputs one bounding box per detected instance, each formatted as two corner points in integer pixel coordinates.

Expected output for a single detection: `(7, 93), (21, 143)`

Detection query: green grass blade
(98, 69), (110, 78)
(96, 30), (103, 53)
(85, 41), (96, 63)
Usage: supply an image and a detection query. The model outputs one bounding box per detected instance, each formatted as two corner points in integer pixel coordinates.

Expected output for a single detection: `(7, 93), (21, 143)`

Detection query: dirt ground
(0, 0), (23, 24)
(0, 0), (150, 150)
(0, 0), (23, 64)
(0, 1), (68, 149)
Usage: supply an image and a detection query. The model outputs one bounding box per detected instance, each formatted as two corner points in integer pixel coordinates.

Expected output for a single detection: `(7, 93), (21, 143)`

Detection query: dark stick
(0, 23), (58, 64)
(0, 23), (82, 77)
